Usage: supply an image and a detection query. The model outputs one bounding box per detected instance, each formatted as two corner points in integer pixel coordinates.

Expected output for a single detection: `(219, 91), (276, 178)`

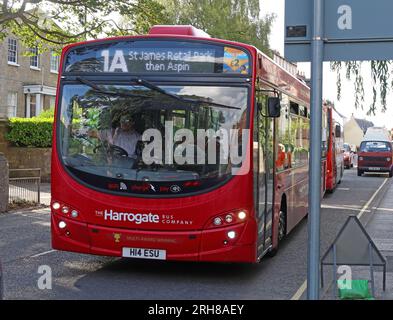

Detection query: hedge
(6, 118), (53, 148)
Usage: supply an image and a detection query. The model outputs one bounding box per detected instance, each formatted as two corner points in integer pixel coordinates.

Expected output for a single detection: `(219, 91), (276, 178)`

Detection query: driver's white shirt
(113, 128), (141, 157)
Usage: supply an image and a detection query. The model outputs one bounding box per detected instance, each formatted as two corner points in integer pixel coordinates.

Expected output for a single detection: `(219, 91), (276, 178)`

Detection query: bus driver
(113, 114), (141, 158)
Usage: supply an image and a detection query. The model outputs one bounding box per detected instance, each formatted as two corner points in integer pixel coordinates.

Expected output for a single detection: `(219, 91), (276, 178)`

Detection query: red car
(343, 143), (354, 169)
(358, 139), (393, 177)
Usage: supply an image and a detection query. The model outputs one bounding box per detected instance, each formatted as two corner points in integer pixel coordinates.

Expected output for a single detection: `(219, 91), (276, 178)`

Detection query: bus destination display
(64, 40), (250, 75)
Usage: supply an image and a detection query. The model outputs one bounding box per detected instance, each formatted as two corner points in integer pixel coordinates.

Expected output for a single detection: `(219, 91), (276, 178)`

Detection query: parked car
(343, 143), (355, 169)
(358, 138), (393, 177)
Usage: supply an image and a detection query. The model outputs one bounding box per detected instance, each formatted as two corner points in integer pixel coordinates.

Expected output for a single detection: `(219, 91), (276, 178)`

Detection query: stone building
(0, 34), (59, 118)
(343, 114), (374, 148)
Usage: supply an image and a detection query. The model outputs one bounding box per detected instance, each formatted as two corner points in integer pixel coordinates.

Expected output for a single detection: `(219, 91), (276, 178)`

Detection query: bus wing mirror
(267, 97), (281, 118)
(335, 125), (341, 138)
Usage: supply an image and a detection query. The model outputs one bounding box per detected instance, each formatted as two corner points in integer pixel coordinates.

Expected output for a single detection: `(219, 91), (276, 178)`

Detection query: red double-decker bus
(51, 25), (310, 263)
(323, 102), (344, 193)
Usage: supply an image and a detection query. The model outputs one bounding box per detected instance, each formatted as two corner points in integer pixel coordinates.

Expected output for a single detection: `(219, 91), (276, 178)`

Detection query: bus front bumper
(51, 212), (257, 263)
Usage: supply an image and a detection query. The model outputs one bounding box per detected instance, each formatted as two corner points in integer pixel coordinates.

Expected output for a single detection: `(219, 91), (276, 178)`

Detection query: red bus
(51, 25), (310, 263)
(323, 102), (344, 193)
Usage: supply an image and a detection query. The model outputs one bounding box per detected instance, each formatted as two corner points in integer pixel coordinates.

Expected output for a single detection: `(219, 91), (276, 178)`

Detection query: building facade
(343, 115), (374, 149)
(0, 35), (59, 118)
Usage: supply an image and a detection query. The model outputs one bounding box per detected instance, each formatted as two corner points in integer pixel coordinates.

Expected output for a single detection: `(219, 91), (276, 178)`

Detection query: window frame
(29, 46), (40, 70)
(7, 38), (18, 65)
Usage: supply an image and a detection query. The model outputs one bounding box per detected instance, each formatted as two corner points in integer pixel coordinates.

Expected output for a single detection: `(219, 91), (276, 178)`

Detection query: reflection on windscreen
(59, 84), (248, 195)
(360, 141), (391, 152)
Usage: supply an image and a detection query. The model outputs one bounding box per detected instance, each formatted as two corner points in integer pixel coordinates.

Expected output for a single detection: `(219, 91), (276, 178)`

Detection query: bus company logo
(103, 209), (160, 224)
(170, 185), (181, 193)
(95, 210), (104, 217)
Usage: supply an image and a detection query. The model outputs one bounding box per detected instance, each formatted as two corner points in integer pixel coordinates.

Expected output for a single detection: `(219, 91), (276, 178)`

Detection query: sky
(261, 0), (393, 129)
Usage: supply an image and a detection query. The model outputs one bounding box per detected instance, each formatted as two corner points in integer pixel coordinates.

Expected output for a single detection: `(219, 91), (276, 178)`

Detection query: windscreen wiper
(76, 77), (149, 99)
(134, 78), (241, 110)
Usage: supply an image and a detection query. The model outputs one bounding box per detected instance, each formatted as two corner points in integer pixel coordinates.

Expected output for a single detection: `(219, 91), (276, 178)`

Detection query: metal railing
(8, 168), (41, 204)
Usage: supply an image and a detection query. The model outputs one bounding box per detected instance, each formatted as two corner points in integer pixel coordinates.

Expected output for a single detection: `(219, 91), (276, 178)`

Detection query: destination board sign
(64, 40), (251, 75)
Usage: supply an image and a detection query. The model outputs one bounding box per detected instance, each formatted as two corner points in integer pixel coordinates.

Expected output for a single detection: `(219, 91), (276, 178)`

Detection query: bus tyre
(389, 170), (393, 178)
(358, 170), (363, 177)
(267, 210), (286, 258)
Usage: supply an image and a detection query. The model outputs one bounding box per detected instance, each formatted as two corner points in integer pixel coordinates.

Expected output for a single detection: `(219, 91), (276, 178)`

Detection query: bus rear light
(52, 202), (60, 210)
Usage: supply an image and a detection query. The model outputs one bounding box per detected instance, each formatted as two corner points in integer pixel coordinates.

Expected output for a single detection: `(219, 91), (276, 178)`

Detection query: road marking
(357, 178), (388, 219)
(372, 207), (393, 213)
(337, 188), (350, 191)
(291, 280), (307, 300)
(290, 177), (388, 300)
(321, 204), (369, 212)
(30, 249), (57, 258)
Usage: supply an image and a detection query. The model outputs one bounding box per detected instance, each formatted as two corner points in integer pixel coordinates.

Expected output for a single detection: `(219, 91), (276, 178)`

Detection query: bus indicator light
(71, 210), (79, 218)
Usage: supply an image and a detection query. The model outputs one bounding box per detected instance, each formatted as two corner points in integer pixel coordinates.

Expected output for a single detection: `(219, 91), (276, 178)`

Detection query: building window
(7, 38), (18, 64)
(7, 92), (18, 118)
(30, 47), (40, 69)
(50, 51), (59, 73)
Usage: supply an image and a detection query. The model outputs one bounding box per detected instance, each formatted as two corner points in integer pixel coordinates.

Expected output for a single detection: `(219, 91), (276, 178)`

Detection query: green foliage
(36, 108), (55, 119)
(331, 60), (391, 115)
(6, 118), (53, 148)
(161, 0), (275, 55)
(0, 0), (169, 52)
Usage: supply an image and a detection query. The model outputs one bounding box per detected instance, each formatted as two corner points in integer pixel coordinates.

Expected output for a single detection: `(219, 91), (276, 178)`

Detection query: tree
(0, 0), (169, 51)
(161, 0), (275, 55)
(331, 60), (392, 115)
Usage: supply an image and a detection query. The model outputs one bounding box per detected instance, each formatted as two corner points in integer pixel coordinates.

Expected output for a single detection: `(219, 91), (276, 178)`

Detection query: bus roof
(149, 25), (211, 38)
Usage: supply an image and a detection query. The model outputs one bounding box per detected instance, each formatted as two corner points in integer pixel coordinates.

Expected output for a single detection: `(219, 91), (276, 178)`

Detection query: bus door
(254, 93), (274, 257)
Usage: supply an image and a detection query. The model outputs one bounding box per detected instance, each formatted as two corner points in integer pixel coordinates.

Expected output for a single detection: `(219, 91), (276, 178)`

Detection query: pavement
(40, 183), (51, 206)
(0, 168), (392, 300)
(323, 173), (393, 299)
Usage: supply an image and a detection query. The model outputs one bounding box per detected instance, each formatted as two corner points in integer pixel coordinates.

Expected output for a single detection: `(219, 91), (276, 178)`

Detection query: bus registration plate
(122, 247), (166, 260)
(369, 167), (381, 171)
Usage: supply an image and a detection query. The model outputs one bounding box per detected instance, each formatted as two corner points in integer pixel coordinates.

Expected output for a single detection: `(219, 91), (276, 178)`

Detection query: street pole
(307, 0), (324, 300)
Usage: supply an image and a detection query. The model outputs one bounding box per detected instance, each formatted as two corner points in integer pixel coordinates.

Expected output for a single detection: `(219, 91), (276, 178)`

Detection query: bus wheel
(278, 210), (287, 242)
(389, 170), (393, 178)
(267, 208), (286, 258)
(357, 170), (363, 177)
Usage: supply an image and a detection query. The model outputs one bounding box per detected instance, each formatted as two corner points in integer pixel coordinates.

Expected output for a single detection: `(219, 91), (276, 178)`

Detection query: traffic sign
(285, 0), (393, 61)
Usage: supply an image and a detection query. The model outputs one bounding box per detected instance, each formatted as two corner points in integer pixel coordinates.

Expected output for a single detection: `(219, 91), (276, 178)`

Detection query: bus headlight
(387, 158), (391, 162)
(359, 157), (363, 161)
(238, 211), (247, 220)
(71, 210), (79, 218)
(61, 206), (69, 214)
(52, 202), (60, 210)
(225, 214), (233, 223)
(213, 217), (223, 226)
